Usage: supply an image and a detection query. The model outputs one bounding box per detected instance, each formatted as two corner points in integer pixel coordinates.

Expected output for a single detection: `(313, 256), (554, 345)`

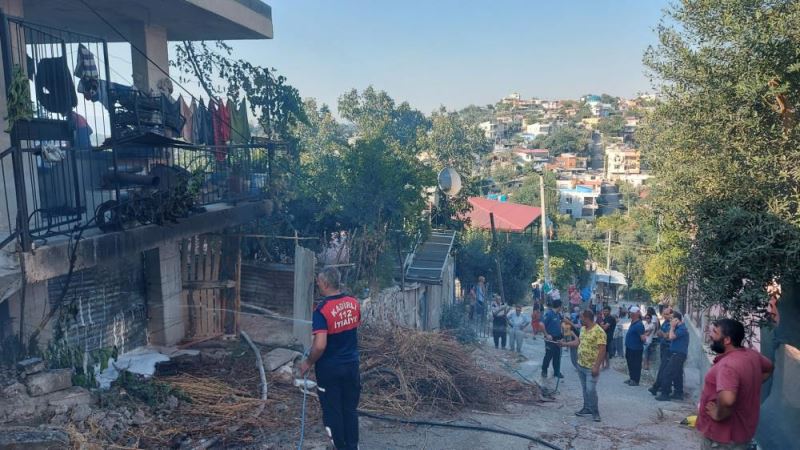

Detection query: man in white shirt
(507, 304), (531, 354)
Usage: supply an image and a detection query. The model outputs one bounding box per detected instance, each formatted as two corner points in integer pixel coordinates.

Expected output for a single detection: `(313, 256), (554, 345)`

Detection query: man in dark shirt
(624, 306), (646, 386)
(300, 268), (361, 450)
(541, 299), (564, 379)
(599, 306), (617, 367)
(656, 311), (690, 401)
(649, 307), (674, 396)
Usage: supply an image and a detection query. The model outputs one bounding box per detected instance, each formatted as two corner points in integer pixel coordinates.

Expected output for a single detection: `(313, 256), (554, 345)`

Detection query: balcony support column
(128, 22), (169, 92)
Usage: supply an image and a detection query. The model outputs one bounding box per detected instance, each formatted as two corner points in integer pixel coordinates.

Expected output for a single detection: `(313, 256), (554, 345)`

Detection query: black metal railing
(0, 16), (273, 250)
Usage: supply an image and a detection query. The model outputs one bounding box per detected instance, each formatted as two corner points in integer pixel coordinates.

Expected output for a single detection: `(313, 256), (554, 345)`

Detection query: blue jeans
(577, 365), (600, 414)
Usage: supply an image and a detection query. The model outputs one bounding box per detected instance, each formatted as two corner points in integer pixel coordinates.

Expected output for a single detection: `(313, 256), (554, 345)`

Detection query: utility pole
(606, 230), (612, 270)
(489, 213), (507, 304)
(539, 171), (551, 285)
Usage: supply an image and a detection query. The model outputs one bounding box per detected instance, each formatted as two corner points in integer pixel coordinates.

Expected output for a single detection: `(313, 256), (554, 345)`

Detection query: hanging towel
(191, 98), (204, 144)
(74, 44), (99, 100)
(35, 56), (77, 115)
(179, 95), (193, 142)
(208, 99), (218, 146)
(211, 98), (231, 161)
(212, 98), (231, 146)
(229, 98), (251, 144)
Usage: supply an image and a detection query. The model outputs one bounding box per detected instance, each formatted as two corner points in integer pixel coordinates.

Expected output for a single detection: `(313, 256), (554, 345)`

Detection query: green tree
(338, 86), (430, 148)
(543, 125), (591, 155)
(640, 0), (800, 324)
(418, 109), (490, 230)
(511, 171), (558, 214)
(597, 114), (625, 137)
(457, 104), (495, 126)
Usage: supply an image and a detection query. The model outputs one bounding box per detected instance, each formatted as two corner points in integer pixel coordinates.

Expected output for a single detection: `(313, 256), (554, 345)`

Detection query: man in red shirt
(696, 319), (773, 449)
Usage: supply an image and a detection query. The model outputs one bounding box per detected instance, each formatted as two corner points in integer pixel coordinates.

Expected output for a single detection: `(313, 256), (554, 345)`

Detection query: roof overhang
(22, 0), (273, 42)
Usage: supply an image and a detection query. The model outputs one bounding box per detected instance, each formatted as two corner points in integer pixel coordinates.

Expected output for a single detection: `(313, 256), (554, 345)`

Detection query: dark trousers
(659, 352), (687, 396)
(542, 341), (562, 376)
(652, 346), (673, 391)
(492, 331), (507, 349)
(316, 361), (360, 450)
(625, 347), (643, 383)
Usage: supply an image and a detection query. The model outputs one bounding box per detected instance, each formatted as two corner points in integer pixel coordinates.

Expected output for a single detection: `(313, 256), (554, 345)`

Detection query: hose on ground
(357, 410), (564, 450)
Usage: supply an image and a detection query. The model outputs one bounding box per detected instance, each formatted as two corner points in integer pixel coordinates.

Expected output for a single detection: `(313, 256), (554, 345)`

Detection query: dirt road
(359, 331), (702, 450)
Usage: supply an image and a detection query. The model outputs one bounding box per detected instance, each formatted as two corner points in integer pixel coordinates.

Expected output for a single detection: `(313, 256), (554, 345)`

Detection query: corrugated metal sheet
(241, 263), (294, 315)
(405, 230), (456, 284)
(48, 257), (147, 354)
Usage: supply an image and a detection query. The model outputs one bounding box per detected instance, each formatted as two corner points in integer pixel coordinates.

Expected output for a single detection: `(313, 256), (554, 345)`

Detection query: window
(581, 208), (593, 217)
(566, 209), (573, 215)
(566, 197), (573, 204)
(583, 197), (594, 205)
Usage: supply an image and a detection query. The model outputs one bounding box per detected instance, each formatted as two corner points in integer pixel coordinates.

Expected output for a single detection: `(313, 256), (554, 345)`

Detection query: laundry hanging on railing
(35, 56), (77, 115)
(74, 44), (100, 101)
(211, 98), (230, 161)
(179, 95), (193, 142)
(228, 98), (251, 144)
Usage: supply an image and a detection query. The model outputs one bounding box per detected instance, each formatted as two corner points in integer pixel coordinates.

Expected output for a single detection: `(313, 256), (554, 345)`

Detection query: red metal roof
(465, 197), (542, 232)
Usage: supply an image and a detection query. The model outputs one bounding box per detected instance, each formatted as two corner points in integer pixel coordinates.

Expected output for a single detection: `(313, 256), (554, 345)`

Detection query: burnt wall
(47, 256), (147, 354)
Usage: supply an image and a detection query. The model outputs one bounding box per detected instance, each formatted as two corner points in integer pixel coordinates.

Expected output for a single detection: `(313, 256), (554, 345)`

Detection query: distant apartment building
(591, 103), (613, 117)
(558, 185), (599, 221)
(512, 148), (550, 164)
(551, 153), (589, 172)
(606, 146), (641, 176)
(606, 146), (650, 186)
(524, 122), (554, 137)
(479, 121), (506, 141)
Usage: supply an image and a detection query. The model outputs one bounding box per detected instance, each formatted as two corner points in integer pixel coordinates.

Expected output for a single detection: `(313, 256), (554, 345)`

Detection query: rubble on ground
(1, 328), (542, 448)
(0, 357), (95, 426)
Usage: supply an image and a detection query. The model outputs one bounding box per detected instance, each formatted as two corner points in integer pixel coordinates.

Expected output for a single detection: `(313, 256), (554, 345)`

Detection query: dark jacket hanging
(35, 56), (77, 116)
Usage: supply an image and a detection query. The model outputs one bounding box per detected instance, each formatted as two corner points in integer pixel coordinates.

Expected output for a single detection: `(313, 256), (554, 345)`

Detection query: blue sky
(108, 1), (668, 116)
(223, 0), (669, 115)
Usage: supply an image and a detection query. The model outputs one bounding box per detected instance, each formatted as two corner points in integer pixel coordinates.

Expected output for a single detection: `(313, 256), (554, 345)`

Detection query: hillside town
(0, 1), (797, 450)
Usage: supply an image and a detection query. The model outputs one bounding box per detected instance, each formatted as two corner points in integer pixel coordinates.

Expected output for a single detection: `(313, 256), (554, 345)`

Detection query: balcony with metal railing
(0, 16), (275, 253)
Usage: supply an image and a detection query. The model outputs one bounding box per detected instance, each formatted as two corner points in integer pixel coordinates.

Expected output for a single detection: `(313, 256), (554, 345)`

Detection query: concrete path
(360, 331), (703, 450)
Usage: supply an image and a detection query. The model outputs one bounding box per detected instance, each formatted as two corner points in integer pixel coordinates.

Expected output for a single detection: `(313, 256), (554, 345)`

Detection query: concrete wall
(683, 315), (713, 402)
(144, 241), (184, 346)
(7, 256), (147, 354)
(756, 279), (800, 450)
(49, 257), (147, 354)
(293, 246), (315, 349)
(362, 258), (455, 332)
(361, 284), (425, 329)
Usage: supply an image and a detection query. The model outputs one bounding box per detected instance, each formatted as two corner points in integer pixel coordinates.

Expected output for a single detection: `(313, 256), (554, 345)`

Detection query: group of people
(293, 267), (773, 450)
(547, 303), (773, 449)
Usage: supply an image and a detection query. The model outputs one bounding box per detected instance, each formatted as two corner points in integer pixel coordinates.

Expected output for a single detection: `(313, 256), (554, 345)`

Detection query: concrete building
(551, 152), (589, 172)
(524, 122), (554, 137)
(558, 185), (599, 221)
(606, 146), (642, 179)
(0, 0), (277, 359)
(479, 120), (506, 141)
(512, 148), (549, 164)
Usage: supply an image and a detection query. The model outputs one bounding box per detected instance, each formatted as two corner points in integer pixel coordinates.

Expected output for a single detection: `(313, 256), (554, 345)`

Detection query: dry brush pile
(359, 326), (539, 416)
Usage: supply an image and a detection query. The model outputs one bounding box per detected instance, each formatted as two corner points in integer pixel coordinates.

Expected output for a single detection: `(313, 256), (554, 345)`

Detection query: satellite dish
(437, 167), (462, 197)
